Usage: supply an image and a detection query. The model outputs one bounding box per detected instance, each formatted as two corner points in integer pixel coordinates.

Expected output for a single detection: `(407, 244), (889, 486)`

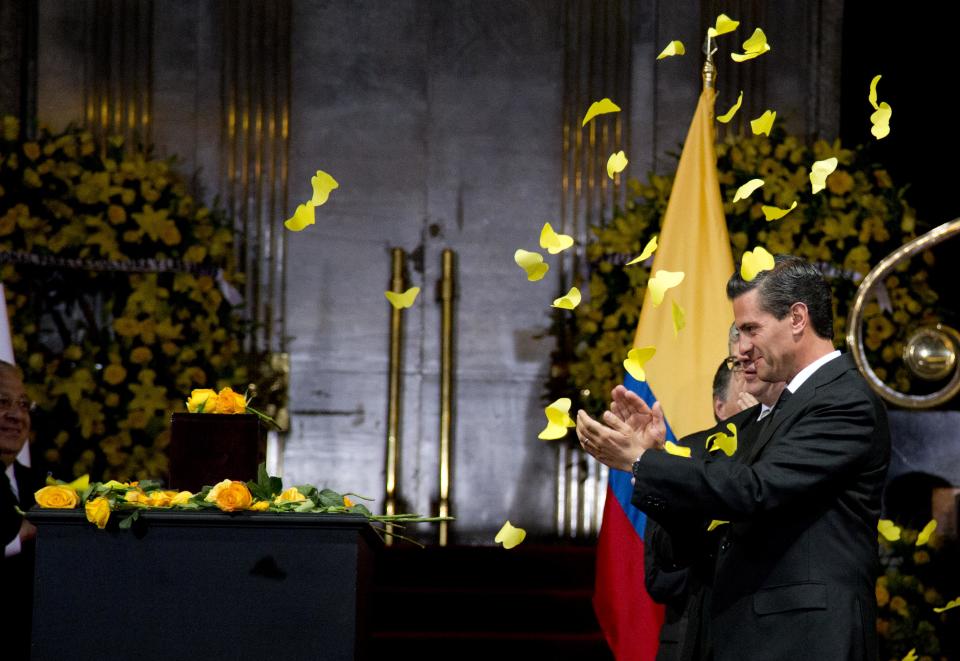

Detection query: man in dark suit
(1, 360), (38, 660)
(645, 354), (787, 661)
(578, 255), (890, 660)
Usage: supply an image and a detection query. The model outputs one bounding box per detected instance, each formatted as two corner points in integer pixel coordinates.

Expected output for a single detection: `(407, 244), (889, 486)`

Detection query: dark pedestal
(30, 510), (379, 661)
(167, 412), (266, 491)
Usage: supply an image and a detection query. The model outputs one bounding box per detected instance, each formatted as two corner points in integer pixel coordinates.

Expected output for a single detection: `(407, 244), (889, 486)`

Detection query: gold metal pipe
(384, 248), (406, 546)
(438, 249), (456, 546)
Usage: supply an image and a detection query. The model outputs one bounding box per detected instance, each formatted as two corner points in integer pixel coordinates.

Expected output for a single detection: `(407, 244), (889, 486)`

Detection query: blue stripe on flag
(606, 374), (678, 539)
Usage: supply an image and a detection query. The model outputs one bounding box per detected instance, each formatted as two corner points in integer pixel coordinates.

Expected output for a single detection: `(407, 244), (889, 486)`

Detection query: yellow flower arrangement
(876, 523), (958, 660)
(552, 128), (939, 417)
(0, 117), (247, 481)
(33, 464), (449, 543)
(185, 386), (279, 427)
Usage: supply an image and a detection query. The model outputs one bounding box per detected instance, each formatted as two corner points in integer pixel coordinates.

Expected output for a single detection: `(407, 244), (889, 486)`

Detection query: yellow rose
(206, 480), (252, 512)
(249, 501), (270, 511)
(210, 387), (246, 414)
(85, 497), (111, 529)
(186, 388), (218, 413)
(107, 204), (126, 224)
(23, 142), (40, 161)
(145, 490), (177, 507)
(113, 317), (140, 337)
(876, 582), (890, 607)
(889, 596), (909, 617)
(103, 364), (127, 385)
(205, 479), (232, 502)
(170, 491), (193, 506)
(274, 487), (306, 504)
(124, 490), (147, 504)
(343, 496), (354, 508)
(160, 223), (181, 246)
(35, 485), (80, 509)
(130, 346), (153, 364)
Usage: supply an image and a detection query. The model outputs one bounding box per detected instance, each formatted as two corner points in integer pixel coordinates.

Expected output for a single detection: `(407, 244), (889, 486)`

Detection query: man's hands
(737, 391), (759, 411)
(576, 385), (667, 471)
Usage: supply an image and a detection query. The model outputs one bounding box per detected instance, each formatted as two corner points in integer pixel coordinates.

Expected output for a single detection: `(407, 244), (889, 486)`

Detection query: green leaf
(316, 488), (343, 508)
(349, 503), (372, 516)
(118, 510), (140, 530)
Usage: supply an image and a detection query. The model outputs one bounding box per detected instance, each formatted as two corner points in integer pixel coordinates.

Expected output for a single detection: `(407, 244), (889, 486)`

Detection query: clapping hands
(576, 385), (667, 471)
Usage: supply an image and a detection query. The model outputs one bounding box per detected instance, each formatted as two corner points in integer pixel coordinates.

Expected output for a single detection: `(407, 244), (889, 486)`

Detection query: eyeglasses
(0, 394), (33, 413)
(724, 356), (746, 372)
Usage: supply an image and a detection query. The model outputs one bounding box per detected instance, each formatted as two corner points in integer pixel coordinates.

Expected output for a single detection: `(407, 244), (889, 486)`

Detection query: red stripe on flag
(593, 484), (664, 660)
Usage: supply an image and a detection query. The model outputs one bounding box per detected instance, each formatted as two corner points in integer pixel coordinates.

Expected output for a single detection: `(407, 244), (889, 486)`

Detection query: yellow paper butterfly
(626, 235), (658, 266)
(552, 287), (582, 310)
(809, 157), (838, 194)
(648, 270), (685, 306)
(384, 287), (420, 309)
(706, 422), (738, 457)
(733, 178), (764, 203)
(707, 14), (739, 38)
(495, 520), (527, 549)
(657, 40), (685, 59)
(665, 441), (691, 458)
(750, 110), (776, 136)
(514, 249), (549, 281)
(606, 150), (629, 179)
(581, 98), (621, 127)
(762, 201), (797, 221)
(917, 519), (937, 546)
(741, 246), (775, 282)
(672, 300), (686, 336)
(538, 397), (576, 440)
(623, 346), (656, 382)
(310, 170), (339, 206)
(731, 28), (771, 62)
(540, 222), (574, 254)
(717, 91), (743, 123)
(877, 519), (901, 542)
(284, 202), (316, 232)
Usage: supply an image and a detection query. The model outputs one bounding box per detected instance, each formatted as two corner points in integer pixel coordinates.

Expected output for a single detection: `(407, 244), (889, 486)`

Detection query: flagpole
(702, 32), (717, 90)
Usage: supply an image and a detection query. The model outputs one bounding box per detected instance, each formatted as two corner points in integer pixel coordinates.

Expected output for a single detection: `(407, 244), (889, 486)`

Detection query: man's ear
(790, 302), (809, 335)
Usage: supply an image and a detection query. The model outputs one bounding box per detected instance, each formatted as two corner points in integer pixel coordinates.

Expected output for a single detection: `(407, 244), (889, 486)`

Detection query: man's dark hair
(712, 359), (732, 403)
(726, 254), (834, 339)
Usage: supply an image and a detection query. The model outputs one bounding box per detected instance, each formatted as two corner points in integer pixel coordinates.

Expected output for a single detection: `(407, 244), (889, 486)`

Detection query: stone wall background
(8, 0), (855, 541)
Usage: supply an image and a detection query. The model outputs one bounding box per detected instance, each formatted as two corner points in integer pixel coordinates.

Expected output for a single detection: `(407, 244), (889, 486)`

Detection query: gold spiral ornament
(847, 218), (960, 408)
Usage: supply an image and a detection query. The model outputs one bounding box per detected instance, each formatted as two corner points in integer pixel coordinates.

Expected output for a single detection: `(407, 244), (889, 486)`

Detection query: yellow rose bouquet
(34, 464), (449, 544)
(185, 386), (280, 428)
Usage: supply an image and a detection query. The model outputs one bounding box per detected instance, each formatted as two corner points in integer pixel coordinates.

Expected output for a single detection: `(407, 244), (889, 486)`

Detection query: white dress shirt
(4, 462), (22, 557)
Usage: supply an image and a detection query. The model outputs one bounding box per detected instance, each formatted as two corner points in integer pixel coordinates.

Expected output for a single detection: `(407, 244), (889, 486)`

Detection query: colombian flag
(593, 84), (735, 659)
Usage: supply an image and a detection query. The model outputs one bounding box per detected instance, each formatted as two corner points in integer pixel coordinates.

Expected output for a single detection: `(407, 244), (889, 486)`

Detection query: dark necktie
(772, 388), (792, 416)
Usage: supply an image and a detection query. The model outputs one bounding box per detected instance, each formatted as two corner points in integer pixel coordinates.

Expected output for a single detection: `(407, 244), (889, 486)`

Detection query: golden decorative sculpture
(847, 219), (960, 408)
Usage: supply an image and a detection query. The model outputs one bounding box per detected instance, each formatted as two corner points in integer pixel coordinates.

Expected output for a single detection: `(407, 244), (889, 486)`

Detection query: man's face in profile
(733, 289), (794, 384)
(0, 369), (30, 467)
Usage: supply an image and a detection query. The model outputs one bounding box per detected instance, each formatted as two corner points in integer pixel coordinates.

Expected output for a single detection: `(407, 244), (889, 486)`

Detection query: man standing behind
(578, 256), (890, 660)
(1, 360), (38, 660)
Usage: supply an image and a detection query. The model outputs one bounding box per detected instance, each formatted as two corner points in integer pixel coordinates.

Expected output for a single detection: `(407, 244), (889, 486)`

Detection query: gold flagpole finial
(702, 33), (717, 89)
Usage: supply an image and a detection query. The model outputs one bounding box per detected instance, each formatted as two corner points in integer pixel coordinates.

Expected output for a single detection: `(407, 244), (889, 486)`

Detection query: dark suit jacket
(632, 354), (890, 661)
(643, 407), (767, 661)
(2, 461), (41, 661)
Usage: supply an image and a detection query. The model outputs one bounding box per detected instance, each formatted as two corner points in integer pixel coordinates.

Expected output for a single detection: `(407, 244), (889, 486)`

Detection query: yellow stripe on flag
(633, 87), (735, 438)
